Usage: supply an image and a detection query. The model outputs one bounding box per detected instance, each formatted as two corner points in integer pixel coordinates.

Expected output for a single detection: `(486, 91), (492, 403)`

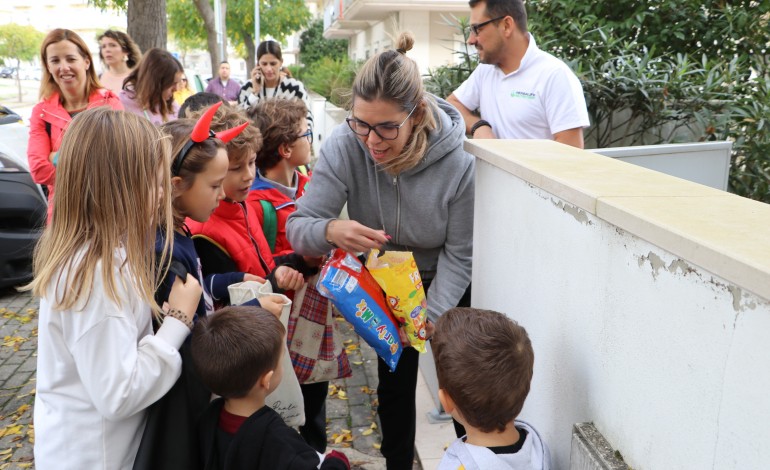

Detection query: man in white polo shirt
(447, 0), (589, 148)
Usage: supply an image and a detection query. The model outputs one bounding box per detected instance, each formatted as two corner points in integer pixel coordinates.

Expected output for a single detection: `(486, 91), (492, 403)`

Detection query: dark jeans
(299, 381), (329, 453)
(377, 282), (472, 469)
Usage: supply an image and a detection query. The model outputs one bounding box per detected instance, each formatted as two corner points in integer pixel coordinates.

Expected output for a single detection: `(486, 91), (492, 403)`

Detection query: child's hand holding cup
(259, 294), (287, 319)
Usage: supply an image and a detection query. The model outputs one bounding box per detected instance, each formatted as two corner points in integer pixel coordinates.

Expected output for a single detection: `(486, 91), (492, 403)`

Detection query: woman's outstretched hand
(326, 220), (389, 253)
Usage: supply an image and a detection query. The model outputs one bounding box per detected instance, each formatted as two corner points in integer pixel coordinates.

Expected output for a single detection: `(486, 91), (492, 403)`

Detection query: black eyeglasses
(468, 15), (506, 36)
(346, 104), (417, 141)
(296, 129), (313, 145)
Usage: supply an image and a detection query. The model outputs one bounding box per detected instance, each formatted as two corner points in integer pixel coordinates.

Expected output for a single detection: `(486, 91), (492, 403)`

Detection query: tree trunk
(193, 0), (221, 78)
(242, 30), (255, 75)
(127, 0), (167, 52)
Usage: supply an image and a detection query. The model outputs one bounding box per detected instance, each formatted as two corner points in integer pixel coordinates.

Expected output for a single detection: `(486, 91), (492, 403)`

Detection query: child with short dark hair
(432, 307), (551, 470)
(191, 306), (350, 470)
(178, 92), (226, 118)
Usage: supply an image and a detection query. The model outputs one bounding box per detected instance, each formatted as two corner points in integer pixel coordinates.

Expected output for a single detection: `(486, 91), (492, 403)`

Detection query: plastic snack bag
(366, 250), (428, 353)
(316, 249), (403, 371)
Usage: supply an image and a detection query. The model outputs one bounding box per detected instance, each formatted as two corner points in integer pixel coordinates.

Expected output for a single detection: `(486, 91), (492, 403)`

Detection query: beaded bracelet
(164, 308), (193, 330)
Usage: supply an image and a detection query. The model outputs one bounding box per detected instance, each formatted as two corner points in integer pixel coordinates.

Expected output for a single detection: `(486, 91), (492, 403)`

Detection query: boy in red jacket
(185, 104), (305, 294)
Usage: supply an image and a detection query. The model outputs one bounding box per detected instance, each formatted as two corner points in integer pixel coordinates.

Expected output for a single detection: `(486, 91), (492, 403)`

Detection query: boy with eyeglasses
(246, 98), (353, 455)
(447, 0), (589, 148)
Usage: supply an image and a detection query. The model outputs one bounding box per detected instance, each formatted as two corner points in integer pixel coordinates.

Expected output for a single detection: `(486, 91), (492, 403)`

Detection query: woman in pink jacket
(28, 28), (123, 221)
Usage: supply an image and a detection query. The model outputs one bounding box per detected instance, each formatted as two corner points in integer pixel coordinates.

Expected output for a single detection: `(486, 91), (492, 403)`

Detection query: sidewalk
(0, 288), (456, 469)
(0, 288), (37, 469)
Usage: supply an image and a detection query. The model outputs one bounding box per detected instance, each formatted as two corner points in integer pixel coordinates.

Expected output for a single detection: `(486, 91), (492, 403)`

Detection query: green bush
(301, 56), (359, 108)
(529, 0), (770, 201)
(299, 19), (349, 69)
(286, 64), (302, 80)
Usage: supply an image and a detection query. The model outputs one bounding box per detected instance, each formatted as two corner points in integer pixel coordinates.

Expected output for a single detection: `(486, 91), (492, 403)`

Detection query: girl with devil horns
(132, 102), (285, 470)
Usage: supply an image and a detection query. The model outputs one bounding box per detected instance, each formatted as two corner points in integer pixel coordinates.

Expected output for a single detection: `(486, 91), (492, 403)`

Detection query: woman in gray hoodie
(286, 32), (474, 469)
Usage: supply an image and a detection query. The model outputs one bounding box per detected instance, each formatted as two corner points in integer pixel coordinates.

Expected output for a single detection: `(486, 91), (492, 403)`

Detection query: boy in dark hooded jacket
(191, 306), (350, 470)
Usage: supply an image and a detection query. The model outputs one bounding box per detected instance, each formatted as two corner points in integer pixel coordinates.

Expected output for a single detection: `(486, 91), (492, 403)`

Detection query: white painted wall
(471, 158), (770, 469)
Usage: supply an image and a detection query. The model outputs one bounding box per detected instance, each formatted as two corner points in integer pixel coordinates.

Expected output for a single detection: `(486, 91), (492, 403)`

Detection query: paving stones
(326, 316), (422, 469)
(0, 288), (37, 469)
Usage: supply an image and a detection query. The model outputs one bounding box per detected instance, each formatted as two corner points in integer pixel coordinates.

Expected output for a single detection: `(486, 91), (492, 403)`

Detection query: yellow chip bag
(366, 250), (428, 353)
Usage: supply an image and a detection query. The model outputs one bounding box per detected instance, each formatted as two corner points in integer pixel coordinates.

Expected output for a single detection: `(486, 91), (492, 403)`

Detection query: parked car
(20, 67), (42, 81)
(0, 67), (18, 79)
(0, 105), (47, 289)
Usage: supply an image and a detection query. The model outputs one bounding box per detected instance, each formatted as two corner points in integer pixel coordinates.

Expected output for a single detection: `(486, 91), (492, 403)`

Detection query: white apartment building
(0, 0), (126, 68)
(322, 0), (470, 73)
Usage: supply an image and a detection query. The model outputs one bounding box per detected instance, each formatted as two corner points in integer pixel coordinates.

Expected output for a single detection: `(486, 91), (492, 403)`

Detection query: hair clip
(172, 102), (249, 176)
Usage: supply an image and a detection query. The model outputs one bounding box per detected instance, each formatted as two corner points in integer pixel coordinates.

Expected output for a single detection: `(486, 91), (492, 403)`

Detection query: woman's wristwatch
(325, 219), (338, 248)
(164, 308), (193, 330)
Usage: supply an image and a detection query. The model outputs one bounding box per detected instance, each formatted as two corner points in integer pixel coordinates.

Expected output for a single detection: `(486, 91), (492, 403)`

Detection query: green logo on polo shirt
(511, 90), (536, 100)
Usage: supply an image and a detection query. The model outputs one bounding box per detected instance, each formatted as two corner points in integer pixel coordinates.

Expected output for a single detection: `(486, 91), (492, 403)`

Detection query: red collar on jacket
(39, 88), (121, 124)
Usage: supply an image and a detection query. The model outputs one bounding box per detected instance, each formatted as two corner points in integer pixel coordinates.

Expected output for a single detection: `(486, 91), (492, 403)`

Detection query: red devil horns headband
(172, 102), (250, 176)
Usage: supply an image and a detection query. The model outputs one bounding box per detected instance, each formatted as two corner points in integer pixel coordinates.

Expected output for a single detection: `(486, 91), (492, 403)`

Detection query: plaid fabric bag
(287, 273), (352, 384)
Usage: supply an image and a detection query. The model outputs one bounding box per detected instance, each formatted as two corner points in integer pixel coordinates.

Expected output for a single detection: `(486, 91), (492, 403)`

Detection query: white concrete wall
(469, 141), (770, 470)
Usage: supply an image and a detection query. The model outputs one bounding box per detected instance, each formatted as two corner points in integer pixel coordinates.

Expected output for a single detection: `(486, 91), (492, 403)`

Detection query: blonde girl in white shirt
(26, 107), (202, 470)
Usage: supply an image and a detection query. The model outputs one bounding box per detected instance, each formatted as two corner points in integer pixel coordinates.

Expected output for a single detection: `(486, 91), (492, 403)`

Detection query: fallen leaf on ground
(331, 429), (354, 444)
(1, 336), (28, 351)
(0, 425), (23, 438)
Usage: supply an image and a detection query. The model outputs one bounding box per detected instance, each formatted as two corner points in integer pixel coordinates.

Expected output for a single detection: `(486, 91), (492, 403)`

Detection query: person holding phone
(238, 40), (313, 128)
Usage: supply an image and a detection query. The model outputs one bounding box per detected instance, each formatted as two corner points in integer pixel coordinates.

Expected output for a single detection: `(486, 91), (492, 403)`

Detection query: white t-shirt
(34, 249), (189, 469)
(453, 34), (589, 140)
